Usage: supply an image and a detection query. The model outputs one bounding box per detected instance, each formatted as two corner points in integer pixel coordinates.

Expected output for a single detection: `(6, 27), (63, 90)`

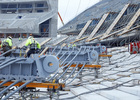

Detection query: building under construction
(0, 0), (58, 38)
(0, 0), (140, 100)
(58, 0), (140, 47)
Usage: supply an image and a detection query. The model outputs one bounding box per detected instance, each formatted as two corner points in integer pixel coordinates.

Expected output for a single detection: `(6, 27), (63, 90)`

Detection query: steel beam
(0, 81), (65, 89)
(2, 79), (35, 100)
(0, 78), (14, 87)
(0, 80), (22, 96)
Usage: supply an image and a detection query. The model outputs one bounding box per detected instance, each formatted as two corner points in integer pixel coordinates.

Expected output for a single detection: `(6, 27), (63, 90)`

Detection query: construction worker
(72, 43), (76, 47)
(24, 36), (41, 57)
(19, 37), (22, 41)
(1, 36), (13, 56)
(68, 43), (71, 47)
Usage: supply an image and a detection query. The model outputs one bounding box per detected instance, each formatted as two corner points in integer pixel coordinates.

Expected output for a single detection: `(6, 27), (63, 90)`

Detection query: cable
(86, 0), (91, 9)
(68, 59), (140, 87)
(75, 0), (82, 16)
(59, 79), (136, 100)
(63, 0), (70, 20)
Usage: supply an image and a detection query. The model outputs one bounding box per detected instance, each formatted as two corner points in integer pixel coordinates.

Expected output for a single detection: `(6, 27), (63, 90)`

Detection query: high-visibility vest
(2, 38), (12, 47)
(72, 44), (76, 47)
(25, 38), (41, 49)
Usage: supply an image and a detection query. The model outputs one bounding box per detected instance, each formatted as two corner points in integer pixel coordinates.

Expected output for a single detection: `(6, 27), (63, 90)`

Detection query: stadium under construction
(0, 0), (58, 38)
(0, 0), (140, 100)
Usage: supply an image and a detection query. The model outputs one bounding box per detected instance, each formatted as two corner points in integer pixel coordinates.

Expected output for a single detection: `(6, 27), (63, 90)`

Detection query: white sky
(58, 0), (100, 28)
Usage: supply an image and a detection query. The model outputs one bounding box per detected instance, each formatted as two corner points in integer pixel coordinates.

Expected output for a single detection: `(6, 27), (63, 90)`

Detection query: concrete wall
(48, 0), (58, 37)
(0, 0), (58, 37)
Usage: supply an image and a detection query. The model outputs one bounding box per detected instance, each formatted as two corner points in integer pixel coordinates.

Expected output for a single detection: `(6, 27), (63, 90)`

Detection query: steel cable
(59, 79), (136, 100)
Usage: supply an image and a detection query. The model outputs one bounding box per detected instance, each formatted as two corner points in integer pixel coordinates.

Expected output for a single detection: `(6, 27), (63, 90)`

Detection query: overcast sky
(58, 0), (100, 28)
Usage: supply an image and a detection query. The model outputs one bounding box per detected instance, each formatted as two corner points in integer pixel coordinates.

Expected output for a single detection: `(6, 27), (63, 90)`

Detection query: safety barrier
(130, 41), (140, 54)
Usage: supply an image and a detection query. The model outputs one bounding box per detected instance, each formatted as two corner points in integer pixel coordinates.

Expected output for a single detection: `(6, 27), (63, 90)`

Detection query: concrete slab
(98, 89), (140, 100)
(118, 86), (140, 97)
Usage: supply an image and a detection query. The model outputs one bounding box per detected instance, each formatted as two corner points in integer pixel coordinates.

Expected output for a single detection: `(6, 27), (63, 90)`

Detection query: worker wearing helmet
(72, 43), (76, 47)
(25, 36), (41, 57)
(1, 36), (13, 56)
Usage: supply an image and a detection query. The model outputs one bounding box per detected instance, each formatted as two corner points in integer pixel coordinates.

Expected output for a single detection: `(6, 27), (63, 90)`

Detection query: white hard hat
(8, 36), (12, 40)
(28, 36), (33, 39)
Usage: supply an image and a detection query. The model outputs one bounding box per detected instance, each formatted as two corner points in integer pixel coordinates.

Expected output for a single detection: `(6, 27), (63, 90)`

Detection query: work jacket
(25, 38), (41, 49)
(72, 44), (76, 47)
(1, 38), (12, 47)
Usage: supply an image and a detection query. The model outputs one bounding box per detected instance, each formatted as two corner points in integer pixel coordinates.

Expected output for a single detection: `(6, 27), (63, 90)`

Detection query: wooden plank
(118, 8), (140, 36)
(87, 34), (103, 42)
(11, 39), (27, 49)
(12, 39), (27, 49)
(61, 43), (67, 48)
(86, 13), (110, 41)
(71, 36), (88, 44)
(98, 25), (140, 40)
(70, 64), (101, 68)
(53, 36), (69, 46)
(99, 28), (124, 40)
(12, 46), (16, 49)
(99, 55), (112, 57)
(100, 4), (130, 40)
(117, 25), (140, 36)
(39, 47), (49, 56)
(76, 20), (92, 40)
(40, 38), (52, 46)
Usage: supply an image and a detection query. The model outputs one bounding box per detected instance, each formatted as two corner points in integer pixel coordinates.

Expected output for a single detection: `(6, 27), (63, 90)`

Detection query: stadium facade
(58, 0), (140, 47)
(0, 0), (58, 38)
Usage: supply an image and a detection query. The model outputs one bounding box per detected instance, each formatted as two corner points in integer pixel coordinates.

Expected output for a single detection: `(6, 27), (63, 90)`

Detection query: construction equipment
(0, 54), (59, 81)
(0, 51), (59, 99)
(0, 44), (108, 99)
(49, 45), (106, 64)
(47, 44), (106, 83)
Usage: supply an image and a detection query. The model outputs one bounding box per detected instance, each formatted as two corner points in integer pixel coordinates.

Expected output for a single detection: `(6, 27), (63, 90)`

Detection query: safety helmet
(8, 36), (12, 40)
(28, 36), (33, 39)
